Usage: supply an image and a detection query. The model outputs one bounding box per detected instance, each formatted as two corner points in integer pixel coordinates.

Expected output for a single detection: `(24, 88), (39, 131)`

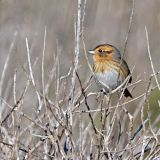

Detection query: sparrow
(88, 44), (132, 98)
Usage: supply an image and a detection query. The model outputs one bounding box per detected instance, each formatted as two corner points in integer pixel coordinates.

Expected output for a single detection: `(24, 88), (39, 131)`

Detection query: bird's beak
(88, 50), (95, 55)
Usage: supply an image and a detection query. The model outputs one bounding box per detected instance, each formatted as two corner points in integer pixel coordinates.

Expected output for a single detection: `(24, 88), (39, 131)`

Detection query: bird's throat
(93, 61), (114, 73)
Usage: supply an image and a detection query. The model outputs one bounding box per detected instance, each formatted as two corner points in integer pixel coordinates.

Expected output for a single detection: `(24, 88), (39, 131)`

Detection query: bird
(88, 44), (132, 98)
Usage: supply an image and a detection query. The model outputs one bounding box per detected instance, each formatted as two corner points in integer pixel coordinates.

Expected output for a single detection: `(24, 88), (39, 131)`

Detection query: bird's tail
(124, 88), (133, 98)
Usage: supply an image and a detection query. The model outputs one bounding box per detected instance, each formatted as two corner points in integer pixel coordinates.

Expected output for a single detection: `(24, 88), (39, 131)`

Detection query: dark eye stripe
(106, 50), (113, 54)
(98, 49), (113, 54)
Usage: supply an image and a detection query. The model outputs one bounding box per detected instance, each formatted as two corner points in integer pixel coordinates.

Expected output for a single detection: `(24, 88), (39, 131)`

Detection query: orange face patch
(93, 53), (113, 62)
(93, 45), (116, 63)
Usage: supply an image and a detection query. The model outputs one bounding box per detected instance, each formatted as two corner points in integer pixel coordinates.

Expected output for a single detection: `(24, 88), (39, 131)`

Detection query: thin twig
(123, 0), (135, 56)
(76, 72), (97, 134)
(0, 31), (18, 96)
(145, 26), (160, 90)
(25, 38), (42, 112)
(42, 26), (47, 99)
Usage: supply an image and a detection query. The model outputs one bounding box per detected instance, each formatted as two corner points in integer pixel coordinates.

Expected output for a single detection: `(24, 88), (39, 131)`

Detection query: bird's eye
(107, 50), (113, 54)
(99, 49), (103, 53)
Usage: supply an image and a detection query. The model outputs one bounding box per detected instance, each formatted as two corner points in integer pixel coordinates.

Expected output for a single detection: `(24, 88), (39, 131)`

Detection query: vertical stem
(68, 0), (82, 130)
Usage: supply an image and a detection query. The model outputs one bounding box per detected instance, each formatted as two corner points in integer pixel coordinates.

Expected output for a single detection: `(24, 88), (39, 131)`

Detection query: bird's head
(88, 44), (121, 63)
